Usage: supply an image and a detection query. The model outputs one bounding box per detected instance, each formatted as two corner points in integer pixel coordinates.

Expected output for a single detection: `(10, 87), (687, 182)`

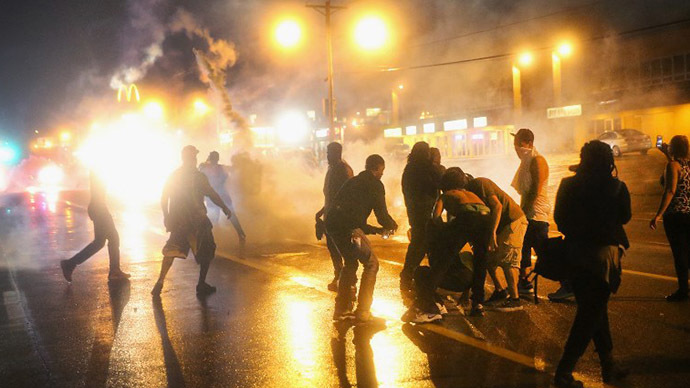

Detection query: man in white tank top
(511, 128), (572, 300)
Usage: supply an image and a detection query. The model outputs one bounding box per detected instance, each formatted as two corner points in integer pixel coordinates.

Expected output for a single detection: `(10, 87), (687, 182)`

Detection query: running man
(151, 145), (232, 297)
(60, 171), (130, 282)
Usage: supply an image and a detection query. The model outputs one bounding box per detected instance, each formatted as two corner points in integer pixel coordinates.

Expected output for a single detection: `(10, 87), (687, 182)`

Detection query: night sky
(1, 0), (688, 146)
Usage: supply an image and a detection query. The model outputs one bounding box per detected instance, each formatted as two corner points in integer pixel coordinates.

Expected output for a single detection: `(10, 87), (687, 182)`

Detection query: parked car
(597, 129), (652, 157)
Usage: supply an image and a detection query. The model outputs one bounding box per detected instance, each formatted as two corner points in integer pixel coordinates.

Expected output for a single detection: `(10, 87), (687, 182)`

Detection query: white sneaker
(411, 309), (443, 324)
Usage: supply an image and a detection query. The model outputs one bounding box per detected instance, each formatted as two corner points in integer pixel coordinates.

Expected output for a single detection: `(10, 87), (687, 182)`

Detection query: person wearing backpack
(553, 140), (631, 388)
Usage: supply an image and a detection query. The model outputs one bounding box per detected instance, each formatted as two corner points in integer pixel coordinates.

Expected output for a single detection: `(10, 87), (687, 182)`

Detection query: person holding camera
(650, 135), (690, 302)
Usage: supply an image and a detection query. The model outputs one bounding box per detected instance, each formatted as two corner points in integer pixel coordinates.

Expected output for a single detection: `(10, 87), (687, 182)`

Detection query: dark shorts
(162, 219), (216, 264)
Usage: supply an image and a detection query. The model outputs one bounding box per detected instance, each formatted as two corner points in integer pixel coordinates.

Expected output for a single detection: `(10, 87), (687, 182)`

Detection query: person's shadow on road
(84, 279), (130, 386)
(331, 320), (384, 388)
(152, 297), (186, 388)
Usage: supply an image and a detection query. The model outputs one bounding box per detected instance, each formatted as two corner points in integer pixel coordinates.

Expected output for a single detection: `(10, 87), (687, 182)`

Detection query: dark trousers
(401, 215), (430, 286)
(663, 212), (690, 293)
(67, 206), (120, 270)
(556, 271), (613, 376)
(521, 220), (549, 270)
(330, 229), (379, 313)
(326, 233), (344, 278)
(417, 213), (490, 312)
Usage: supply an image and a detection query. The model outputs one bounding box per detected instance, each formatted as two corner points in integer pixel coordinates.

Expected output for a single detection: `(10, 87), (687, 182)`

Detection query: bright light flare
(518, 52), (533, 67)
(275, 20), (302, 48)
(557, 42), (573, 57)
(59, 131), (72, 143)
(276, 112), (309, 145)
(38, 165), (64, 187)
(76, 112), (181, 206)
(0, 144), (19, 165)
(354, 16), (388, 50)
(193, 99), (210, 117)
(143, 101), (164, 120)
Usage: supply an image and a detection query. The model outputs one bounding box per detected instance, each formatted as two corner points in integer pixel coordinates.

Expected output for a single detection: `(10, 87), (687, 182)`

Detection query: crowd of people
(57, 129), (690, 388)
(315, 130), (689, 387)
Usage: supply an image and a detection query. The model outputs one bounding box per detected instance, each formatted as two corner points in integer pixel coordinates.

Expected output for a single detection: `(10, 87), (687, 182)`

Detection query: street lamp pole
(552, 53), (562, 106)
(307, 1), (347, 141)
(512, 65), (522, 122)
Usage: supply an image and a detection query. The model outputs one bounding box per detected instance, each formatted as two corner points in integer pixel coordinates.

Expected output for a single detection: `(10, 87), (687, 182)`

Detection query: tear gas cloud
(8, 0), (690, 255)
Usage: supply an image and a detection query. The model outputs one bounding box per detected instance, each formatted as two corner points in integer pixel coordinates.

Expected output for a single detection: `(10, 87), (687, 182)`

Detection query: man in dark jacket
(400, 141), (441, 294)
(326, 154), (398, 325)
(316, 142), (354, 291)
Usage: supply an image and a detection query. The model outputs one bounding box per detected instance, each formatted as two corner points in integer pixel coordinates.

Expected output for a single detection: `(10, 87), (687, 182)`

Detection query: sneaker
(151, 282), (163, 297)
(518, 278), (534, 295)
(485, 289), (508, 305)
(435, 302), (448, 315)
(354, 310), (386, 327)
(665, 289), (689, 302)
(548, 286), (575, 301)
(492, 298), (523, 312)
(108, 270), (131, 282)
(60, 260), (74, 283)
(469, 303), (485, 316)
(409, 308), (443, 324)
(196, 282), (217, 296)
(327, 277), (338, 292)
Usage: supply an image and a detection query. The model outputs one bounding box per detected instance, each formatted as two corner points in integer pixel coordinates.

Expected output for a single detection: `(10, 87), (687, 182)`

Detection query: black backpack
(530, 236), (569, 304)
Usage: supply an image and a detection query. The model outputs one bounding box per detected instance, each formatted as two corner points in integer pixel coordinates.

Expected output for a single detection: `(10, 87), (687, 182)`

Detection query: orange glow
(518, 52), (533, 67)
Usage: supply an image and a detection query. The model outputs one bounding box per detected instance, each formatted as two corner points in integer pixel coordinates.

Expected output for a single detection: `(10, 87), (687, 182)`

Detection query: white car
(597, 129), (652, 157)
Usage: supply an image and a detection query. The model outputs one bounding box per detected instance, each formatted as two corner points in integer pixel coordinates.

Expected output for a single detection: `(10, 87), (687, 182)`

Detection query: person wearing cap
(151, 145), (233, 297)
(315, 142), (354, 291)
(199, 151), (247, 244)
(510, 128), (572, 300)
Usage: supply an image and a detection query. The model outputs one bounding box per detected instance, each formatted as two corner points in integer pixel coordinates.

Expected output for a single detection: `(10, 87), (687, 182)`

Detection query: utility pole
(307, 1), (346, 141)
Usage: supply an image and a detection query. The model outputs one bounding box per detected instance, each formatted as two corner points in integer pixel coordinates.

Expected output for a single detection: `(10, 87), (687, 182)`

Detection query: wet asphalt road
(1, 151), (689, 388)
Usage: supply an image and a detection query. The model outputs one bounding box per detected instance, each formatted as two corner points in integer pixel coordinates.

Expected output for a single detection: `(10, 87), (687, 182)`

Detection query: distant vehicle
(597, 129), (652, 157)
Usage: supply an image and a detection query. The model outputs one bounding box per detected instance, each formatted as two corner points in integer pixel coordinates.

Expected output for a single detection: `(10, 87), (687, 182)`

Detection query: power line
(372, 16), (690, 73)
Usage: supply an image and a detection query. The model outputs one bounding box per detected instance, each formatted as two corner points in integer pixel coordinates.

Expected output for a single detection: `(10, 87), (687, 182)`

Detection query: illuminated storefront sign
(473, 116), (487, 128)
(423, 123), (435, 133)
(384, 127), (402, 138)
(315, 128), (329, 138)
(444, 119), (468, 131)
(547, 104), (582, 119)
(405, 126), (417, 135)
(366, 108), (381, 117)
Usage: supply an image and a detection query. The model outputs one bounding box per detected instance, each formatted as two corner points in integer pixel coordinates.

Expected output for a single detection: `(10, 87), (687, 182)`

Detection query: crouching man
(326, 154), (398, 325)
(404, 167), (492, 323)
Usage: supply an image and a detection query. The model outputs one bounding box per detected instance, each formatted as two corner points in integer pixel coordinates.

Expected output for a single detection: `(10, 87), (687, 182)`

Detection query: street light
(193, 98), (211, 117)
(391, 84), (404, 125)
(275, 20), (302, 49)
(518, 52), (533, 67)
(354, 16), (388, 50)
